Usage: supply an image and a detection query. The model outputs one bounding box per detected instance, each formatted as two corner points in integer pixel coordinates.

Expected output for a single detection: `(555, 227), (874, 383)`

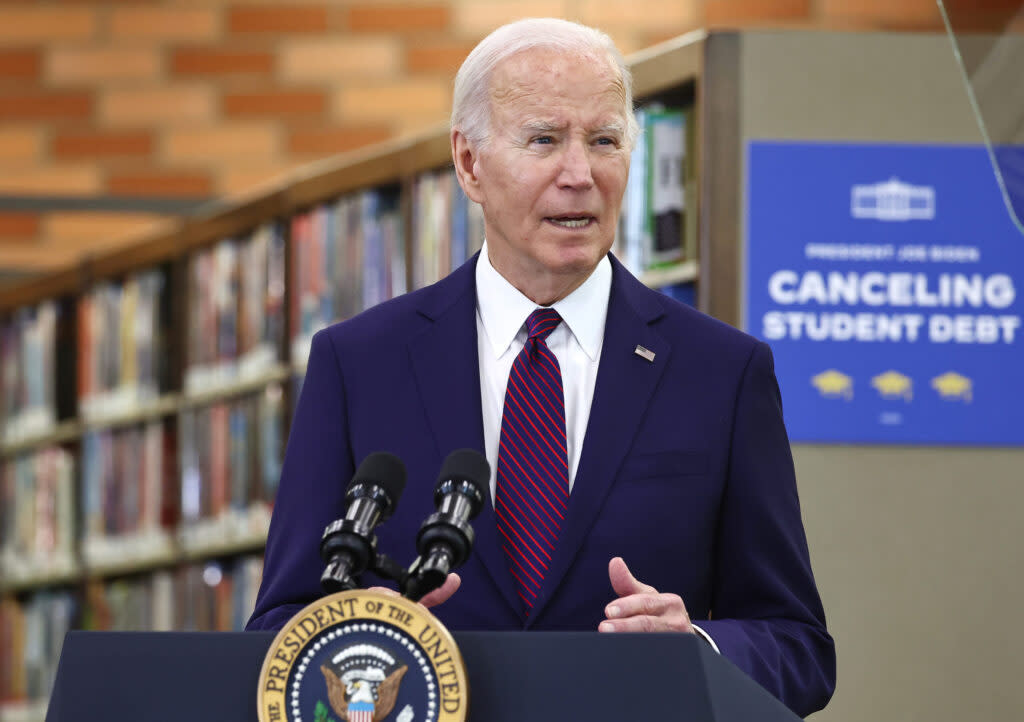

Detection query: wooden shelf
(82, 532), (178, 579)
(0, 561), (81, 595)
(180, 364), (290, 409)
(79, 393), (181, 432)
(82, 551), (180, 581)
(0, 699), (47, 722)
(629, 29), (706, 97)
(639, 260), (699, 288)
(179, 532), (269, 562)
(178, 508), (271, 561)
(0, 420), (81, 458)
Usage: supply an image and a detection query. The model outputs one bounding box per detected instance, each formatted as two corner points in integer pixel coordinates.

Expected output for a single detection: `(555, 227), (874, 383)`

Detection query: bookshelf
(0, 30), (707, 720)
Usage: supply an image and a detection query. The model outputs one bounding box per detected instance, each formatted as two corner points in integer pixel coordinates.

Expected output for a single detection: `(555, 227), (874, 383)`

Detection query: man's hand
(417, 572), (461, 608)
(367, 573), (461, 609)
(599, 557), (693, 633)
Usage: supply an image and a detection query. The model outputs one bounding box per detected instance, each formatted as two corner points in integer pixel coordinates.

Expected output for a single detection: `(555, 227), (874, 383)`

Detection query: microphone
(405, 449), (489, 601)
(320, 452), (407, 593)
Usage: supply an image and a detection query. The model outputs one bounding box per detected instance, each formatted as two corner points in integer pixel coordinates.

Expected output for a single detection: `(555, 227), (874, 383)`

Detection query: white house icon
(851, 177), (935, 221)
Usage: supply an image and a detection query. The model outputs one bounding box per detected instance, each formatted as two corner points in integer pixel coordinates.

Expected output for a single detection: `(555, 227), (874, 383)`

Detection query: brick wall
(0, 0), (1018, 274)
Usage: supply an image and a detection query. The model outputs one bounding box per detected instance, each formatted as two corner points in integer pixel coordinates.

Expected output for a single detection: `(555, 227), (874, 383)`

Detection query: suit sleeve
(697, 341), (836, 716)
(246, 329), (355, 630)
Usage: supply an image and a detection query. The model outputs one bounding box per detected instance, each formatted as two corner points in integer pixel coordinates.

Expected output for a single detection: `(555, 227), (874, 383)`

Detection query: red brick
(0, 128), (42, 164)
(334, 81), (449, 123)
(0, 166), (100, 195)
(0, 92), (92, 121)
(109, 7), (217, 40)
(45, 212), (170, 248)
(0, 213), (40, 241)
(0, 8), (95, 42)
(101, 86), (214, 126)
(164, 124), (278, 163)
(406, 41), (478, 73)
(53, 130), (152, 159)
(228, 6), (328, 34)
(456, 1), (568, 34)
(348, 4), (450, 32)
(223, 90), (327, 117)
(279, 38), (400, 80)
(0, 51), (40, 82)
(580, 0), (699, 31)
(107, 171), (212, 198)
(819, 0), (942, 29)
(287, 126), (393, 155)
(171, 49), (275, 77)
(706, 0), (811, 26)
(48, 47), (160, 85)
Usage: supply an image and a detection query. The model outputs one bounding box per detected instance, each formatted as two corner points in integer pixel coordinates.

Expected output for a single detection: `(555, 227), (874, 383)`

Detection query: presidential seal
(258, 591), (468, 722)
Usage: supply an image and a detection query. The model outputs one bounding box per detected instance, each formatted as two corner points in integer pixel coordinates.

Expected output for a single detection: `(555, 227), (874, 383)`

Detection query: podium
(45, 630), (801, 721)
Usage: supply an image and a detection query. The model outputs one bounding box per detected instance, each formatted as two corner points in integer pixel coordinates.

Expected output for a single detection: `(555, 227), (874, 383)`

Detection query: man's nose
(557, 140), (595, 189)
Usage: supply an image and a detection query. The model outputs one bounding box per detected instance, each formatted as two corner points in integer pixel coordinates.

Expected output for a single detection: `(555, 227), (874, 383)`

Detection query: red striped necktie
(494, 307), (569, 612)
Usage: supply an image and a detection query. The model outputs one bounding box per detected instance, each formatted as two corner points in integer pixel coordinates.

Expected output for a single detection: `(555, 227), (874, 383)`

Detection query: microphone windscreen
(437, 448), (490, 498)
(350, 451), (407, 500)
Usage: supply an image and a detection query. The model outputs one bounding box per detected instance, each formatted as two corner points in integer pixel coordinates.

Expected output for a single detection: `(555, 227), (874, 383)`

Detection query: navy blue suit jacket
(247, 254), (836, 716)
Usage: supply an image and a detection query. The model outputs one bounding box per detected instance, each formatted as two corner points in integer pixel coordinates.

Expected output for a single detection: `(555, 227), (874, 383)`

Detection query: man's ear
(451, 128), (485, 205)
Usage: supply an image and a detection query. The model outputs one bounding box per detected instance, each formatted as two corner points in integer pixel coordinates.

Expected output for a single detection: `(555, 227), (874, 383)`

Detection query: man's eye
(595, 137), (618, 146)
(532, 136), (553, 145)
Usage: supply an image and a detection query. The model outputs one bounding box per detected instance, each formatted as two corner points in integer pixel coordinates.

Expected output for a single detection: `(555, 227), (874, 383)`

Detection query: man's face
(460, 48), (631, 301)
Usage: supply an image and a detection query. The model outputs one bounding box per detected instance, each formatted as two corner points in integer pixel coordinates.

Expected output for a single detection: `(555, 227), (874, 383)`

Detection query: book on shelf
(0, 447), (75, 586)
(178, 385), (284, 553)
(171, 556), (263, 632)
(0, 597), (24, 704)
(361, 189), (406, 312)
(289, 189), (406, 369)
(80, 420), (176, 571)
(410, 167), (484, 292)
(647, 109), (687, 267)
(411, 168), (450, 289)
(73, 555), (264, 637)
(185, 224), (286, 395)
(617, 105), (695, 278)
(77, 269), (167, 423)
(0, 554), (264, 709)
(1, 303), (58, 445)
(0, 591), (76, 704)
(82, 572), (174, 633)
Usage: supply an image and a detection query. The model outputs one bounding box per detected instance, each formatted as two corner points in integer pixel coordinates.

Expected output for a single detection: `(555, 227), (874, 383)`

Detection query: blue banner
(746, 141), (1024, 445)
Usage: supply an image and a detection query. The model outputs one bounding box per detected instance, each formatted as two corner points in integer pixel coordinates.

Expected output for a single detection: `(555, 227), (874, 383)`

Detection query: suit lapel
(527, 258), (670, 626)
(407, 257), (523, 619)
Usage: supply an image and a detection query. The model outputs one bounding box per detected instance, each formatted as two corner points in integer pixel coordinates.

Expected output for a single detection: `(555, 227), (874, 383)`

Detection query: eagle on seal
(321, 664), (408, 721)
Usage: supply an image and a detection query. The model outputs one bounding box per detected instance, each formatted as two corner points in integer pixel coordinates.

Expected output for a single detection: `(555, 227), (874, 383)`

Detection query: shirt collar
(476, 241), (611, 361)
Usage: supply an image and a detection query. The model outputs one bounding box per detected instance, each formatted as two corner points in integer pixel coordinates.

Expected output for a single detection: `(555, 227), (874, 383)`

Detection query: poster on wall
(746, 141), (1024, 445)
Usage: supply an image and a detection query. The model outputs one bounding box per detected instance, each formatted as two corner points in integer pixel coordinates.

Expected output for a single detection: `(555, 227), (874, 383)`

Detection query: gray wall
(733, 31), (1024, 722)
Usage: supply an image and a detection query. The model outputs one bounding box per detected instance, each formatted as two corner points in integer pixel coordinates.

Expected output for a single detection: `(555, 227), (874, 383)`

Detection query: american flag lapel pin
(634, 345), (656, 362)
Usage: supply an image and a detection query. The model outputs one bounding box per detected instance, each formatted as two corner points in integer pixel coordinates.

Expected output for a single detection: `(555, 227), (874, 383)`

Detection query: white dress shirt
(473, 242), (720, 652)
(475, 242), (610, 502)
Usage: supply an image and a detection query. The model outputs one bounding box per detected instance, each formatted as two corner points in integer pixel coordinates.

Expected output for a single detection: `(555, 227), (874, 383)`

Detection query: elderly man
(248, 18), (835, 716)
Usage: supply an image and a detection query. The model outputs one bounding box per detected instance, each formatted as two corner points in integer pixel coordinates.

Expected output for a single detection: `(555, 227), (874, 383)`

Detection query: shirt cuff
(692, 623), (720, 654)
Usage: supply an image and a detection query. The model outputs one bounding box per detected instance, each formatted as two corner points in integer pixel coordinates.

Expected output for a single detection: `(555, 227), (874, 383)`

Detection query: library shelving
(0, 30), (709, 721)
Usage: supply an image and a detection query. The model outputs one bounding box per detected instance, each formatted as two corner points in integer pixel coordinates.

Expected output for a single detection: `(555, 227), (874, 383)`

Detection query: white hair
(451, 18), (639, 149)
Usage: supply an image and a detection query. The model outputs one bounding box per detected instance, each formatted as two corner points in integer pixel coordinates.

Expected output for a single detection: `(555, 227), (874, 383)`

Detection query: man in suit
(248, 18), (835, 717)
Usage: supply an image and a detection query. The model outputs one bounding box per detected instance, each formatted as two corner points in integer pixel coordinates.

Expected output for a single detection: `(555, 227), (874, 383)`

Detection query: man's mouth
(546, 216), (595, 229)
